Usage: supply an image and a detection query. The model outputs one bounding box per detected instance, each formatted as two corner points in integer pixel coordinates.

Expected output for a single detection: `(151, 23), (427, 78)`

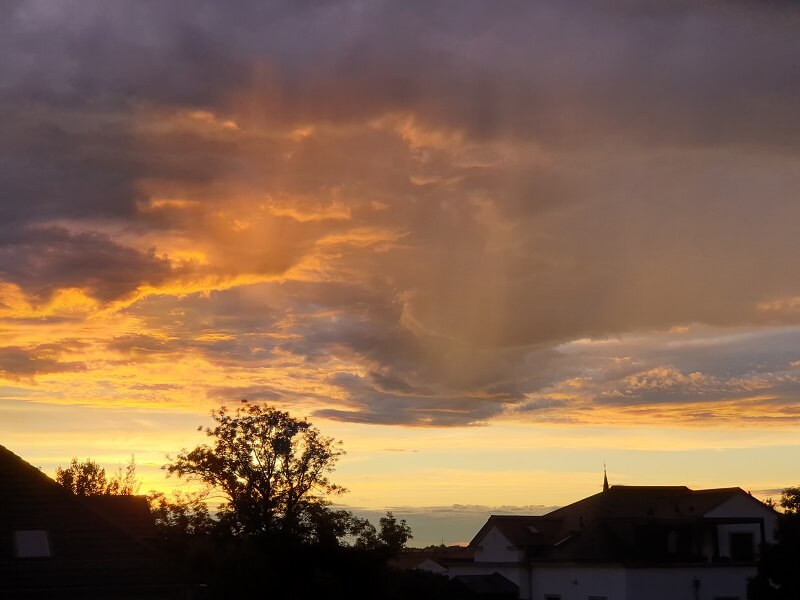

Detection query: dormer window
(13, 530), (52, 558)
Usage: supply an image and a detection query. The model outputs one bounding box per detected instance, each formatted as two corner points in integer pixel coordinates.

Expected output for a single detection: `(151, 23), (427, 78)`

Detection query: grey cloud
(753, 488), (788, 497)
(0, 227), (172, 301)
(317, 371), (512, 426)
(517, 398), (567, 413)
(2, 1), (798, 150)
(2, 0), (800, 427)
(529, 327), (800, 422)
(108, 334), (175, 357)
(0, 346), (84, 379)
(345, 502), (559, 546)
(126, 287), (280, 335)
(207, 385), (285, 404)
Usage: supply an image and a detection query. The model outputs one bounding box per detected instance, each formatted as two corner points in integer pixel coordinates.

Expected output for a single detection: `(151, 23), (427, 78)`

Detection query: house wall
(529, 565), (625, 600)
(525, 565), (757, 600)
(625, 565), (756, 600)
(706, 494), (778, 544)
(716, 522), (761, 559)
(415, 558), (448, 575)
(461, 491), (775, 600)
(474, 527), (524, 563)
(453, 558), (758, 600)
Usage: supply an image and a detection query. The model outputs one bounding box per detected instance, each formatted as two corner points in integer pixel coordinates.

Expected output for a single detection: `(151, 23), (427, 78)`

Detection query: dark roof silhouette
(82, 494), (158, 541)
(448, 572), (519, 598)
(0, 444), (199, 598)
(470, 485), (772, 564)
(390, 546), (475, 571)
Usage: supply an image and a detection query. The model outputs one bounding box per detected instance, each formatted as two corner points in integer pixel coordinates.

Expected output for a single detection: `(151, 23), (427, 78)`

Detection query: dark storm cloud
(316, 371), (517, 426)
(2, 1), (800, 426)
(0, 1), (247, 109)
(0, 227), (172, 302)
(2, 0), (799, 146)
(2, 0), (798, 235)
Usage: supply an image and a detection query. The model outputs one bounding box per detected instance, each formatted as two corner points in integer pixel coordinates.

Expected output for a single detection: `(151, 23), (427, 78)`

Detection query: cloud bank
(1, 0), (800, 427)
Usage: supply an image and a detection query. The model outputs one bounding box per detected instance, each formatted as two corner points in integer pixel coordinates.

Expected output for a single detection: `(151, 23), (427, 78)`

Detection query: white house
(451, 480), (777, 600)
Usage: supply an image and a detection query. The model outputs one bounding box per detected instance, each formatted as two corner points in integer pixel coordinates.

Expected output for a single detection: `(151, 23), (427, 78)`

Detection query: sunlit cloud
(1, 0), (800, 524)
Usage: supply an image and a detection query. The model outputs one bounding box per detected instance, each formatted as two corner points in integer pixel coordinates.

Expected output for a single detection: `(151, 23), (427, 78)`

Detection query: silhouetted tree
(750, 486), (800, 599)
(148, 490), (216, 538)
(778, 486), (800, 514)
(351, 514), (381, 550)
(156, 403), (427, 599)
(379, 511), (413, 556)
(348, 511), (413, 557)
(165, 400), (346, 539)
(55, 456), (139, 495)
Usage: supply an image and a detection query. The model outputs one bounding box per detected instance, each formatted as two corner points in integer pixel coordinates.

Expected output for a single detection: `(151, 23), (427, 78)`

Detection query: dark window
(730, 532), (754, 561)
(588, 597), (608, 600)
(667, 530), (678, 554)
(544, 596), (560, 600)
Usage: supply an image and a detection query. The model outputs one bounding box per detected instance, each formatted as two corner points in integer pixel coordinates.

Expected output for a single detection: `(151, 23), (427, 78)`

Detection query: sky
(2, 0), (800, 546)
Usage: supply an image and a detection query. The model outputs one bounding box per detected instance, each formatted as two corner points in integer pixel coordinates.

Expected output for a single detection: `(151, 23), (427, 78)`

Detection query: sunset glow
(2, 0), (800, 545)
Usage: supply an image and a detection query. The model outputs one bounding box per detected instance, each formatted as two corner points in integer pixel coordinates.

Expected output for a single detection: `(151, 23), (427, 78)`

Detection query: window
(588, 597), (608, 600)
(544, 596), (561, 600)
(730, 532), (755, 561)
(667, 530), (678, 554)
(13, 530), (52, 558)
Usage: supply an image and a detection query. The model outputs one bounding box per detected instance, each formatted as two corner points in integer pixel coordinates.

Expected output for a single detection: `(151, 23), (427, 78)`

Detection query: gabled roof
(82, 494), (158, 541)
(0, 444), (188, 595)
(470, 485), (773, 565)
(391, 546), (475, 571)
(548, 485), (750, 522)
(469, 515), (565, 549)
(449, 572), (519, 597)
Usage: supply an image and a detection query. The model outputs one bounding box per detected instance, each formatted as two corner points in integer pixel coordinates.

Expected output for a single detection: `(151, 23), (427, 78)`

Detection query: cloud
(344, 503), (560, 546)
(107, 334), (176, 358)
(1, 1), (799, 427)
(0, 227), (172, 302)
(0, 345), (84, 380)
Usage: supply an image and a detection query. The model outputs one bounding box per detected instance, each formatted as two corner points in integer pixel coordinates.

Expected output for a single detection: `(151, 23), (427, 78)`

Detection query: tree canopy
(778, 486), (800, 514)
(55, 456), (139, 496)
(166, 401), (346, 539)
(349, 511), (413, 557)
(50, 405), (423, 599)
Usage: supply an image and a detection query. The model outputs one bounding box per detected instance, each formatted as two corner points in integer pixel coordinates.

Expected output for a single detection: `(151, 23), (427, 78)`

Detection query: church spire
(603, 462), (609, 492)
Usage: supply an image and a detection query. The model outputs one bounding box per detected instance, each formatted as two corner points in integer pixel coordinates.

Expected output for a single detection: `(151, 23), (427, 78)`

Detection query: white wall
(415, 558), (448, 575)
(716, 522), (761, 559)
(526, 565), (757, 600)
(530, 565), (626, 600)
(453, 562), (758, 600)
(474, 526), (524, 563)
(626, 566), (756, 600)
(467, 526), (530, 597)
(706, 494), (778, 544)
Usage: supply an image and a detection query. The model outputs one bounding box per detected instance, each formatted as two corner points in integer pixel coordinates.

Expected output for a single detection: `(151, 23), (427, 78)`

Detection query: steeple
(603, 462), (609, 492)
